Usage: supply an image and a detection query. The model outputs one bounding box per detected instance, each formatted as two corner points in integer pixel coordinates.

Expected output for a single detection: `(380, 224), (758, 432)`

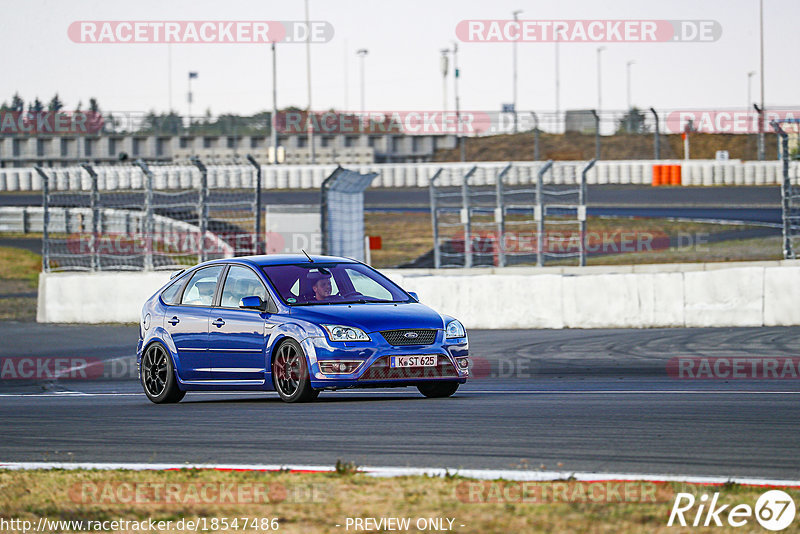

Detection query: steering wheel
(339, 290), (364, 299)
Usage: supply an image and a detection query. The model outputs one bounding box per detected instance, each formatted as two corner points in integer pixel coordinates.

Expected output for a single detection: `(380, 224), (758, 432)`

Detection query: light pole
(440, 49), (449, 114)
(554, 37), (560, 132)
(271, 43), (278, 164)
(596, 46), (606, 123)
(626, 60), (635, 110)
(758, 0), (765, 161)
(452, 41), (464, 162)
(304, 0), (314, 164)
(747, 71), (756, 111)
(343, 39), (349, 110)
(512, 9), (522, 134)
(187, 71), (197, 131)
(167, 44), (172, 112)
(357, 49), (368, 114)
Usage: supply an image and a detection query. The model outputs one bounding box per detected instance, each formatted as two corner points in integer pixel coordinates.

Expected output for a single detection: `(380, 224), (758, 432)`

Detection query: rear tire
(417, 381), (459, 398)
(272, 339), (319, 403)
(141, 342), (185, 404)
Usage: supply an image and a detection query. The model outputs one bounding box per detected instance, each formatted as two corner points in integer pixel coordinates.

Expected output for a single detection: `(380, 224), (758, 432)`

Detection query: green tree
(48, 94), (64, 112)
(617, 107), (649, 134)
(10, 93), (24, 112)
(28, 97), (44, 114)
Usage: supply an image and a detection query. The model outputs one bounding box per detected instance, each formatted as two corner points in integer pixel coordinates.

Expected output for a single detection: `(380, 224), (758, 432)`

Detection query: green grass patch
(0, 469), (796, 533)
(0, 246), (41, 287)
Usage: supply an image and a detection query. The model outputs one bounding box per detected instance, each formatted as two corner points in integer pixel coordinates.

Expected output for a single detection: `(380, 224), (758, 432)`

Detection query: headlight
(322, 324), (371, 342)
(445, 319), (466, 339)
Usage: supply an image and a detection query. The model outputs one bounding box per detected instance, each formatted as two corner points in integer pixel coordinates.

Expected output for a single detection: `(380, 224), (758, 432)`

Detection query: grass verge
(0, 246), (41, 287)
(364, 212), (782, 268)
(0, 469), (796, 533)
(0, 246), (42, 321)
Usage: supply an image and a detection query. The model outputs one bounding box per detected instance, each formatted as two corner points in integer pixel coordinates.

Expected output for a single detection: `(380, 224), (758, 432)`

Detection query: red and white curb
(1, 462), (799, 488)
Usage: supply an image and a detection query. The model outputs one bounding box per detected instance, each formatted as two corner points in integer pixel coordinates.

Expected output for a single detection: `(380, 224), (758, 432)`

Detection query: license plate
(390, 355), (437, 368)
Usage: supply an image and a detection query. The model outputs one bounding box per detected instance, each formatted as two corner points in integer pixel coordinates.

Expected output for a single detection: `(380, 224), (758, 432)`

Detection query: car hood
(289, 302), (445, 333)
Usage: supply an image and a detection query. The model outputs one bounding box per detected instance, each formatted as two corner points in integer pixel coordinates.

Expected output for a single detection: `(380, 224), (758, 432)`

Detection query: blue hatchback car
(137, 255), (469, 403)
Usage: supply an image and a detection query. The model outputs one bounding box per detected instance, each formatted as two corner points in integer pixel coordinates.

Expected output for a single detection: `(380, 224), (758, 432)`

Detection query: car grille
(358, 355), (458, 381)
(380, 329), (437, 346)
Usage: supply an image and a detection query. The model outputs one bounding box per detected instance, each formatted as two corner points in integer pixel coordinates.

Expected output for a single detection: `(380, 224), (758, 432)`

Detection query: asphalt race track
(1, 322), (799, 480)
(0, 186), (784, 224)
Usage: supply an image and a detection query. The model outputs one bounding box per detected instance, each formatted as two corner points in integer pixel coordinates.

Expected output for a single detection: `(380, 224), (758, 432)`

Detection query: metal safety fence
(430, 161), (593, 268)
(34, 157), (262, 272)
(772, 120), (800, 260)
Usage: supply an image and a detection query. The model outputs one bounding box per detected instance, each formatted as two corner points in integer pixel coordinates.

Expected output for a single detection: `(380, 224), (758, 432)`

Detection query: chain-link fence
(35, 158), (262, 272)
(429, 161), (592, 268)
(773, 120), (800, 260)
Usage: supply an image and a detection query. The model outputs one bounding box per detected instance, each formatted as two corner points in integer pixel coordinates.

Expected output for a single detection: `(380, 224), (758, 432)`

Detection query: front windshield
(262, 263), (410, 305)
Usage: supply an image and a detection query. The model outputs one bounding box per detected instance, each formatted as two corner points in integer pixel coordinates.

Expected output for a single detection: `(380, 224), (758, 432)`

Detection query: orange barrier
(669, 164), (682, 186)
(652, 164), (682, 186)
(652, 165), (663, 186)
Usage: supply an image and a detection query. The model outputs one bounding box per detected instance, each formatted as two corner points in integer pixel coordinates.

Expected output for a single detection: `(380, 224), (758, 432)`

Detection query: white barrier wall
(37, 261), (800, 328)
(37, 272), (174, 324)
(4, 160), (798, 192)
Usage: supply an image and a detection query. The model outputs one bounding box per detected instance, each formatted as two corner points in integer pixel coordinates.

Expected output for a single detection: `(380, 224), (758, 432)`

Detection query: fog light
(457, 357), (469, 369)
(319, 361), (363, 375)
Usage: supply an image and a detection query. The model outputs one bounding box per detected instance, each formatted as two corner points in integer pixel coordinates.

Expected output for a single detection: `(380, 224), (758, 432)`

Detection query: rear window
(160, 277), (184, 305)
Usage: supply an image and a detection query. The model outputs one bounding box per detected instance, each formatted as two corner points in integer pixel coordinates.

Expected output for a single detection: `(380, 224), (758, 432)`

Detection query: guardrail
(1, 160), (799, 191)
(0, 206), (234, 269)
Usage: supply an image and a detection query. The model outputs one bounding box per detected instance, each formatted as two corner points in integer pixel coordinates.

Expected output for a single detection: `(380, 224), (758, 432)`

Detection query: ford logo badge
(404, 332), (419, 339)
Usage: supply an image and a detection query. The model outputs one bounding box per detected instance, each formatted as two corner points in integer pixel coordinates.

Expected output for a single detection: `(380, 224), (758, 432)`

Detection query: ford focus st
(137, 255), (470, 403)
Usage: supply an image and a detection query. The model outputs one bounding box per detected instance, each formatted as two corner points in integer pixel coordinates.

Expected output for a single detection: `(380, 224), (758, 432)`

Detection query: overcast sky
(2, 0), (798, 116)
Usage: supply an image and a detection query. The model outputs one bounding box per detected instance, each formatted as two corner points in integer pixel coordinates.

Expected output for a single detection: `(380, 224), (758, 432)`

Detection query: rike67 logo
(668, 490), (796, 530)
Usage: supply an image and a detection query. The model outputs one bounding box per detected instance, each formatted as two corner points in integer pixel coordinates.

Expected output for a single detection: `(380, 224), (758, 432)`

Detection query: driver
(311, 274), (333, 301)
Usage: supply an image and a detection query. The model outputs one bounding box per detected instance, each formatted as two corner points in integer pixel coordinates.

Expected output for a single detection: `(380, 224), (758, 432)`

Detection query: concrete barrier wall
(37, 260), (800, 328)
(37, 271), (174, 324)
(4, 160), (798, 192)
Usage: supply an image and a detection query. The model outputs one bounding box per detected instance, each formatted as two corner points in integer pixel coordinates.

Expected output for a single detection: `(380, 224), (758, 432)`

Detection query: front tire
(272, 339), (319, 403)
(417, 381), (459, 398)
(141, 342), (185, 404)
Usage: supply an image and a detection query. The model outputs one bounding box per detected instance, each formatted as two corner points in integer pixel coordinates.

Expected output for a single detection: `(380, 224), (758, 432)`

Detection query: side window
(180, 266), (224, 306)
(347, 269), (393, 300)
(160, 277), (184, 305)
(220, 266), (268, 308)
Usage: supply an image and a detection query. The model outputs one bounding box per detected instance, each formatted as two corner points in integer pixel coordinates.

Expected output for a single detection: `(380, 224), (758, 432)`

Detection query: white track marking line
(0, 461), (798, 488)
(1, 389), (800, 398)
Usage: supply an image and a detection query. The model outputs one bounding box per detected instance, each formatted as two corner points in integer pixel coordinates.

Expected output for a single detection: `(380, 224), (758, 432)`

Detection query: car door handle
(212, 318), (225, 327)
(167, 316), (180, 326)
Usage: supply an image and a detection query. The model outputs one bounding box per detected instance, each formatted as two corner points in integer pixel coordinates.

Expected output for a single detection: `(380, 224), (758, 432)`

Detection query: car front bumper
(303, 329), (469, 389)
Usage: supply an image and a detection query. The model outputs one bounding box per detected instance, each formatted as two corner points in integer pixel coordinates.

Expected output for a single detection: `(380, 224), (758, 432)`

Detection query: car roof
(198, 254), (360, 268)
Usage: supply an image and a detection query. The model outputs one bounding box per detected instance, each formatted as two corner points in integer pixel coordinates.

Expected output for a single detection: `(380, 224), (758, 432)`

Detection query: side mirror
(408, 291), (419, 302)
(240, 296), (266, 311)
